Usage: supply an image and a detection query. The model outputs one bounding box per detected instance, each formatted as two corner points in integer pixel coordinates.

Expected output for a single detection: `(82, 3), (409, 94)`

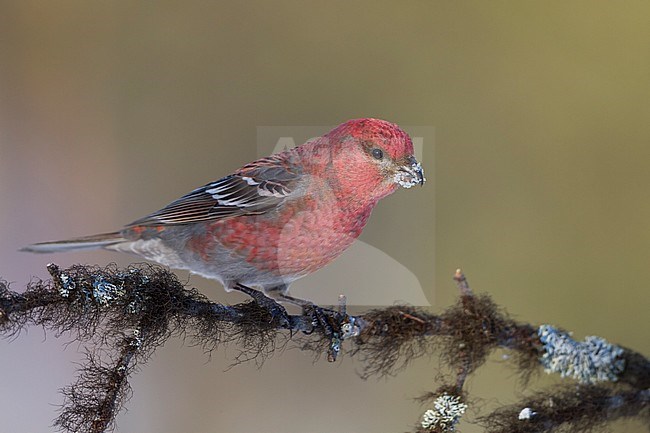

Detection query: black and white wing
(127, 154), (301, 226)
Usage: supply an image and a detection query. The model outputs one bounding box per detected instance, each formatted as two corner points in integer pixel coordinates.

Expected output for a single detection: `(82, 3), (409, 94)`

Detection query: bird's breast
(203, 196), (374, 279)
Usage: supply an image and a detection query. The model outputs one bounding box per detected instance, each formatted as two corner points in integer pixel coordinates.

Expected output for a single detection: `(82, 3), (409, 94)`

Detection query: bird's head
(321, 118), (425, 203)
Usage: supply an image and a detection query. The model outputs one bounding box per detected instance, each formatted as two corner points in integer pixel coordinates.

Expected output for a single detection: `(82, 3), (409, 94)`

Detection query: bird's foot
(265, 290), (332, 332)
(301, 296), (365, 362)
(234, 284), (291, 328)
(301, 303), (330, 332)
(301, 303), (346, 361)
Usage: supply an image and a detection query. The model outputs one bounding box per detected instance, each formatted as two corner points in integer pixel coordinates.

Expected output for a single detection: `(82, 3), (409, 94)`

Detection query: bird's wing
(127, 154), (301, 226)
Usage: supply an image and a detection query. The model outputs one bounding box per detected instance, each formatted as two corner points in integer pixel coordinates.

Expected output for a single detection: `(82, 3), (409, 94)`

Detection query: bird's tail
(21, 232), (128, 254)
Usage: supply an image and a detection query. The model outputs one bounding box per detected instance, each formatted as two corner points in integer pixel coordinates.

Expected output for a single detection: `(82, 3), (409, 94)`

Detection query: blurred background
(1, 1), (648, 432)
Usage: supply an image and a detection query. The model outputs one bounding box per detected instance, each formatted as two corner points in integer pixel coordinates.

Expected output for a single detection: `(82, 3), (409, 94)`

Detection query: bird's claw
(301, 303), (335, 335)
(264, 301), (291, 329)
(302, 304), (344, 362)
(234, 284), (291, 328)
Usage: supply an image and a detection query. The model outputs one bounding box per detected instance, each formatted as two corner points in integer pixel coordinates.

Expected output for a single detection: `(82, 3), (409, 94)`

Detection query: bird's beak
(394, 156), (425, 188)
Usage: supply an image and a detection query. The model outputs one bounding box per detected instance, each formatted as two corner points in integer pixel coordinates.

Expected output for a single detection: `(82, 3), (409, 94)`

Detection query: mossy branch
(0, 264), (647, 433)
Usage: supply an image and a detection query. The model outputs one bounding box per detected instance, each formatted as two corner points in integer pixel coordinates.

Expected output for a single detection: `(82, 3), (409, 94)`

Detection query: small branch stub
(453, 269), (473, 297)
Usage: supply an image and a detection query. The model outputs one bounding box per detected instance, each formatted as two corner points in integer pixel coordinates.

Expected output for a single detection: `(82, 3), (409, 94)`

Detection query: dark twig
(55, 333), (140, 433)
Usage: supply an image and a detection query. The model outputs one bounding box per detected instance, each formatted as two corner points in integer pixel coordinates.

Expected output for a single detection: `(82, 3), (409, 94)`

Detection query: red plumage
(24, 118), (425, 303)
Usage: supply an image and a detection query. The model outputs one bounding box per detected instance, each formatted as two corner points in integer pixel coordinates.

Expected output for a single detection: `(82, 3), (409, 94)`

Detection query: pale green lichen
(538, 324), (625, 384)
(421, 393), (467, 431)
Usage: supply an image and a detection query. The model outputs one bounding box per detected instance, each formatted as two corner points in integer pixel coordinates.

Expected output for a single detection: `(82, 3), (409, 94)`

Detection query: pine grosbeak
(24, 118), (424, 312)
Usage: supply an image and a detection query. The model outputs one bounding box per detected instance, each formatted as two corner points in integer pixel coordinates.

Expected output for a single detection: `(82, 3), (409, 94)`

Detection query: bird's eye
(371, 148), (384, 160)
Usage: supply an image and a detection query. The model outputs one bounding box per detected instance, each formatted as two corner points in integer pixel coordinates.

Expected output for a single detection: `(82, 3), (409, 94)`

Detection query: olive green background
(1, 1), (648, 432)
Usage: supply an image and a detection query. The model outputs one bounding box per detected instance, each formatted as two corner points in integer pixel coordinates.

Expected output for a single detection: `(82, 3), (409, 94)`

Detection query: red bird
(24, 118), (424, 313)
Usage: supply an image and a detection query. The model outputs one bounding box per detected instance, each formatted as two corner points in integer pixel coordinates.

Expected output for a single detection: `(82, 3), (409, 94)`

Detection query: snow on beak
(394, 156), (425, 188)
